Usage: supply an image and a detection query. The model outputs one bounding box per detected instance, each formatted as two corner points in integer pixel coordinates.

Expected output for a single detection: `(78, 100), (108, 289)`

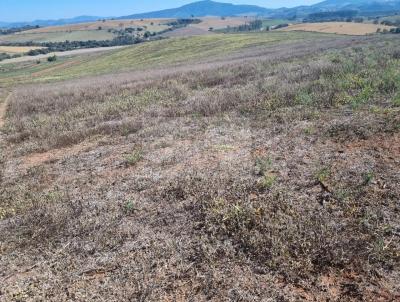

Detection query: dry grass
(0, 35), (399, 301)
(0, 46), (45, 54)
(281, 22), (395, 35)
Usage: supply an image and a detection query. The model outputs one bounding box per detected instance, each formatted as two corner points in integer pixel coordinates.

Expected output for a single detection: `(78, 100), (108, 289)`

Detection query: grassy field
(281, 21), (394, 35)
(0, 32), (333, 84)
(0, 31), (399, 301)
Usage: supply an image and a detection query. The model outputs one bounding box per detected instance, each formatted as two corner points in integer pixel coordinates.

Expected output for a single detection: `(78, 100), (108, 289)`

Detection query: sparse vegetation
(0, 30), (399, 301)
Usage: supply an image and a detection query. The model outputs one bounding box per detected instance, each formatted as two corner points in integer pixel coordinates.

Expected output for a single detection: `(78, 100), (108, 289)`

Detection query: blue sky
(1, 1), (321, 22)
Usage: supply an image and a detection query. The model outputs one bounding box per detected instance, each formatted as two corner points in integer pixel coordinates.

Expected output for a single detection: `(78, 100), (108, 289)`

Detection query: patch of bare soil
(21, 139), (98, 170)
(0, 92), (11, 128)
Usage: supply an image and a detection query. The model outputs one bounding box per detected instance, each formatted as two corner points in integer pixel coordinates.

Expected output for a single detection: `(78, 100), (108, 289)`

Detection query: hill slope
(119, 0), (271, 19)
(272, 0), (400, 18)
(0, 15), (103, 29)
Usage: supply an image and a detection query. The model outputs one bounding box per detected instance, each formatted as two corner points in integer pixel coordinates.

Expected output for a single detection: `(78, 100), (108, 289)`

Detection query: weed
(304, 126), (315, 135)
(123, 200), (137, 215)
(393, 93), (400, 107)
(363, 171), (374, 185)
(125, 149), (143, 166)
(214, 144), (235, 152)
(315, 166), (331, 182)
(259, 173), (277, 189)
(254, 156), (272, 176)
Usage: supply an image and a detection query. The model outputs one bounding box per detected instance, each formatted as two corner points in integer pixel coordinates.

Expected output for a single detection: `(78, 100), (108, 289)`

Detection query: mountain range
(1, 0), (400, 28)
(118, 0), (272, 19)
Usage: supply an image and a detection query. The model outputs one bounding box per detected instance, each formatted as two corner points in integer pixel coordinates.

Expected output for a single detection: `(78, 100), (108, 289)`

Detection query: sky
(1, 0), (322, 22)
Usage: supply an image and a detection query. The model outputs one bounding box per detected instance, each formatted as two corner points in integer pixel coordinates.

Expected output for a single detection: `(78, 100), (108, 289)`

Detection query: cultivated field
(193, 17), (252, 30)
(163, 17), (253, 37)
(21, 19), (173, 33)
(281, 21), (394, 35)
(0, 31), (399, 301)
(0, 19), (172, 44)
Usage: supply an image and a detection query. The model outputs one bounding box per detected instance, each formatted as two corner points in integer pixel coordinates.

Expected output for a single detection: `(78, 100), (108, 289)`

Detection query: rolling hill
(272, 0), (400, 18)
(0, 15), (106, 29)
(119, 0), (271, 19)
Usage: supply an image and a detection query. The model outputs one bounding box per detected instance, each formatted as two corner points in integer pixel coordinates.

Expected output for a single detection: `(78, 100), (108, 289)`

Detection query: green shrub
(47, 55), (57, 62)
(393, 93), (400, 107)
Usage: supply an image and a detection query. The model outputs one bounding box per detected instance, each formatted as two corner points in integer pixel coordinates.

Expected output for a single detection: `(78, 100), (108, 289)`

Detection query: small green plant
(315, 167), (331, 182)
(259, 173), (277, 189)
(214, 144), (234, 152)
(295, 90), (313, 106)
(303, 126), (315, 135)
(124, 200), (137, 215)
(125, 149), (143, 166)
(363, 171), (374, 185)
(393, 93), (400, 107)
(254, 156), (272, 176)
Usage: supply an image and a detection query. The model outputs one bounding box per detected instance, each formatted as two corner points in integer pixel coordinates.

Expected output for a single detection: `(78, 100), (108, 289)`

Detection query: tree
(47, 54), (57, 62)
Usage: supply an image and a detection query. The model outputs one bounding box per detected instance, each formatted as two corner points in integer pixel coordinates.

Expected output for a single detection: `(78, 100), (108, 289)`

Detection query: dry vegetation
(0, 33), (399, 301)
(281, 22), (394, 35)
(0, 46), (45, 54)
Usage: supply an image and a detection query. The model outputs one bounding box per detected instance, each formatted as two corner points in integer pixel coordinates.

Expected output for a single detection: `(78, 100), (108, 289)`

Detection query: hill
(0, 15), (104, 29)
(272, 0), (400, 18)
(119, 0), (271, 19)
